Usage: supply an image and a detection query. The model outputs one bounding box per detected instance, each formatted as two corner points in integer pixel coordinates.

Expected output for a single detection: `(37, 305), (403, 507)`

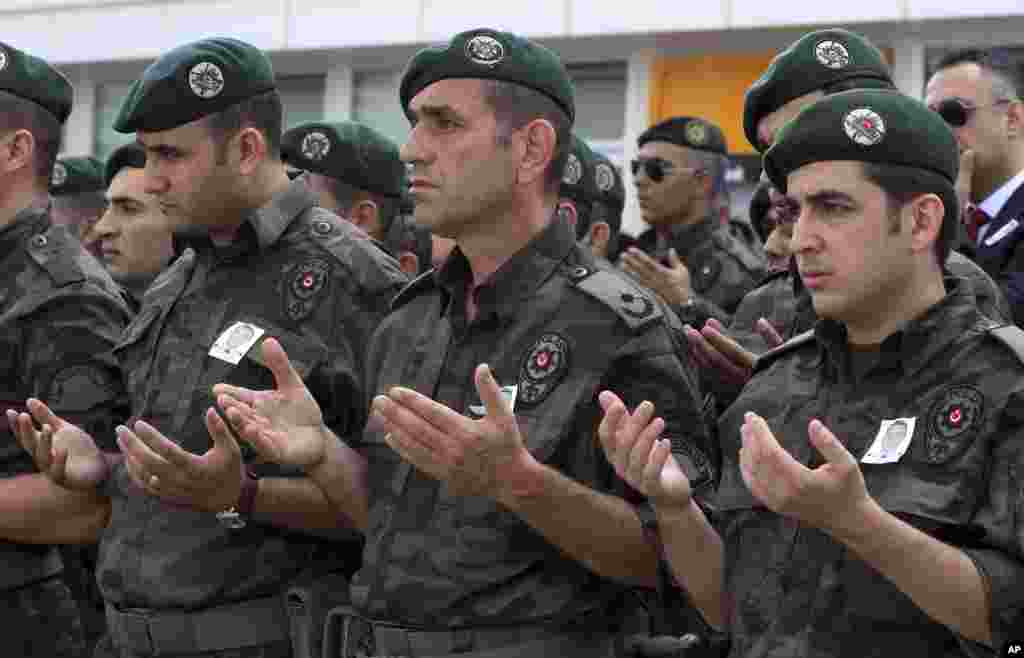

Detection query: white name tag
(468, 384), (518, 417)
(984, 218), (1019, 246)
(861, 417), (916, 464)
(209, 322), (265, 365)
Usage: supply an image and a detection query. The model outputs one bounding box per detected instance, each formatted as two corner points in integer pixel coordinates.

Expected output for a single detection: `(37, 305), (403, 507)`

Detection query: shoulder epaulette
(752, 329), (816, 374)
(391, 269), (437, 311)
(25, 225), (85, 287)
(570, 266), (663, 332)
(987, 324), (1024, 366)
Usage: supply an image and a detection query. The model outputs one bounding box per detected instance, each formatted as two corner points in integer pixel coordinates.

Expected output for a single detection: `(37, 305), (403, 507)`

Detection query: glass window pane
(279, 75), (326, 130)
(94, 82), (134, 163)
(353, 70), (409, 147)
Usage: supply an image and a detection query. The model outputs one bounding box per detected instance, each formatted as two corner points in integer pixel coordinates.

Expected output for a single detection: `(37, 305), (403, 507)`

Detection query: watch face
(216, 509), (246, 530)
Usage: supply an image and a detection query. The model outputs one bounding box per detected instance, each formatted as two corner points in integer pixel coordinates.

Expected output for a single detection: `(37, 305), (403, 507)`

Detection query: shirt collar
(0, 204), (50, 256)
(436, 212), (576, 319)
(814, 277), (985, 380)
(979, 168), (1024, 219)
(172, 177), (316, 257)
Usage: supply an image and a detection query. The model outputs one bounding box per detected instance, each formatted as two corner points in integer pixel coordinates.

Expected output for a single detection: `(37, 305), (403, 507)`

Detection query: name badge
(984, 218), (1019, 247)
(209, 322), (265, 365)
(468, 384), (518, 418)
(861, 417), (916, 464)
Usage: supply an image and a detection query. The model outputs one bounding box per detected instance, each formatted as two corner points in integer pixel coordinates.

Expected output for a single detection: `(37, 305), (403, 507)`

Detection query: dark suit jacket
(976, 178), (1024, 325)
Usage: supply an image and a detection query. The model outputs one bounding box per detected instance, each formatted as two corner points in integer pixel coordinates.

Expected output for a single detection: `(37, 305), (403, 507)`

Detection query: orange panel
(648, 52), (780, 155)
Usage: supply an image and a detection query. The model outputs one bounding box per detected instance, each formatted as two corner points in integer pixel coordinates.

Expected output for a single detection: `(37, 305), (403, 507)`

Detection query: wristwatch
(216, 468), (259, 530)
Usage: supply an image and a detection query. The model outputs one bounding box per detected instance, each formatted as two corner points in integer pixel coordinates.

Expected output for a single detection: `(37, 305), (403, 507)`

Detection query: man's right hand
(684, 318), (782, 388)
(7, 399), (107, 490)
(597, 390), (691, 510)
(212, 337), (330, 471)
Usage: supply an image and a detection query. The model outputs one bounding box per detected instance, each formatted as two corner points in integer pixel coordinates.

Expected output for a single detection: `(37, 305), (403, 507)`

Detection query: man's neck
(976, 148), (1024, 204)
(0, 180), (47, 231)
(457, 194), (554, 287)
(843, 267), (946, 347)
(210, 164), (292, 239)
(655, 200), (710, 236)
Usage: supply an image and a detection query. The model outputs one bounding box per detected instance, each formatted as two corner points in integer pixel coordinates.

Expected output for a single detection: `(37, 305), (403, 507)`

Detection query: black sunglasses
(933, 97), (1012, 128)
(630, 158), (676, 183)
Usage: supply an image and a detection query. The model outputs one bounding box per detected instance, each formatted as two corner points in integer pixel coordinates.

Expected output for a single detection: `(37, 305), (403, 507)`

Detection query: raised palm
(8, 399), (107, 490)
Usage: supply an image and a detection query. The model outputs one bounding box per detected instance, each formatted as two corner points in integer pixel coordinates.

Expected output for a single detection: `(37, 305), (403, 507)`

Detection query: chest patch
(282, 259), (331, 322)
(925, 385), (985, 464)
(517, 333), (571, 408)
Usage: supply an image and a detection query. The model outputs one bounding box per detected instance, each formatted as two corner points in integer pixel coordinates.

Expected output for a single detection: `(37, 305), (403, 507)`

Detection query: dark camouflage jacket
(0, 205), (131, 591)
(349, 216), (714, 629)
(635, 216), (766, 327)
(97, 179), (408, 610)
(715, 279), (1024, 657)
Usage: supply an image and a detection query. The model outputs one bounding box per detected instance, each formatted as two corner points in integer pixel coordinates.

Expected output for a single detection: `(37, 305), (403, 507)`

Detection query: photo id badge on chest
(861, 417), (917, 464)
(209, 321), (266, 365)
(468, 384), (518, 418)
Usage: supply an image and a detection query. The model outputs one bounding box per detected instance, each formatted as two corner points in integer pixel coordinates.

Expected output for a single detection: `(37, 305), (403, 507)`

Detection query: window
(94, 82), (135, 163)
(568, 62), (627, 164)
(352, 69), (409, 147)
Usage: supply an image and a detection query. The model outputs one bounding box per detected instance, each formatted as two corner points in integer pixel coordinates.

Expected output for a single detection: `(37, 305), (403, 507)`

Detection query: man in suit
(926, 48), (1024, 324)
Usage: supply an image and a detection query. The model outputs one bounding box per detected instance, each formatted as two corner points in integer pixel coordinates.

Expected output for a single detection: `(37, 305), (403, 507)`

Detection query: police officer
(282, 121), (405, 247)
(212, 27), (714, 658)
(564, 140), (625, 263)
(10, 37), (408, 658)
(558, 134), (598, 237)
(50, 155), (107, 242)
(601, 88), (1024, 655)
(0, 41), (132, 658)
(89, 143), (176, 309)
(621, 116), (766, 326)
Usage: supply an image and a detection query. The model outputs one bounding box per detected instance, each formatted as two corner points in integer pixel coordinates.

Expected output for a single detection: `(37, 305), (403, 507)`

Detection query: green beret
(50, 156), (104, 196)
(560, 135), (598, 205)
(104, 142), (147, 187)
(637, 117), (727, 155)
(0, 42), (73, 124)
(282, 121), (405, 199)
(400, 28), (575, 123)
(113, 37), (275, 133)
(592, 151), (625, 214)
(744, 28), (893, 152)
(763, 89), (958, 193)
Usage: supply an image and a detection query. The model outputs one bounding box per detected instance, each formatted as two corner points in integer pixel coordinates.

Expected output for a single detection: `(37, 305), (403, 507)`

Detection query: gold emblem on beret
(815, 40), (851, 70)
(301, 131), (331, 162)
(465, 35), (505, 67)
(0, 49), (7, 72)
(563, 153), (582, 185)
(188, 61), (225, 99)
(686, 121), (708, 146)
(843, 108), (886, 146)
(51, 162), (67, 187)
(595, 163), (615, 192)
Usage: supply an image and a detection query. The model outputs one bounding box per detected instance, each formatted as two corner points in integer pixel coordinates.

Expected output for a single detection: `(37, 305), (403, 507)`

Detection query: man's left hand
(620, 247), (691, 307)
(116, 415), (243, 513)
(740, 412), (873, 536)
(372, 364), (540, 502)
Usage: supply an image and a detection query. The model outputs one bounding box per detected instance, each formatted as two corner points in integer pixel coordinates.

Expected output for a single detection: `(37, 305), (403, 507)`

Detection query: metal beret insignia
(188, 61), (225, 99)
(924, 385), (984, 464)
(595, 163), (615, 192)
(518, 333), (570, 407)
(685, 121), (708, 146)
(618, 290), (654, 320)
(843, 108), (886, 146)
(815, 40), (851, 70)
(282, 258), (331, 322)
(563, 153), (582, 185)
(50, 162), (67, 187)
(0, 49), (7, 72)
(301, 131), (331, 162)
(465, 35), (505, 67)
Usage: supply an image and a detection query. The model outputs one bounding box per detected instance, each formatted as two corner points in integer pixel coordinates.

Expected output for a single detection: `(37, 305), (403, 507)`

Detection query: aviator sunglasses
(933, 97), (1013, 128)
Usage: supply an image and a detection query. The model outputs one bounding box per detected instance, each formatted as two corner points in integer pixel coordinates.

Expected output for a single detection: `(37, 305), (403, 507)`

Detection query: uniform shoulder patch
(391, 269), (437, 311)
(25, 225), (85, 287)
(752, 329), (816, 374)
(571, 268), (663, 332)
(987, 324), (1024, 366)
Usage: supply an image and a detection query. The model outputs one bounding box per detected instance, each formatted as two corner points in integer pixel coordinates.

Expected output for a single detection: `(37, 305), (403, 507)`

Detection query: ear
(350, 199), (382, 238)
(556, 200), (578, 228)
(1006, 99), (1024, 140)
(589, 221), (610, 249)
(235, 127), (268, 175)
(907, 193), (944, 255)
(397, 251), (420, 276)
(0, 129), (35, 175)
(517, 118), (557, 187)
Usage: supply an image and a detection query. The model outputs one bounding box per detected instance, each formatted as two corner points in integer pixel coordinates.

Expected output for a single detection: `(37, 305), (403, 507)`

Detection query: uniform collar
(0, 204), (50, 256)
(172, 177), (317, 257)
(979, 167), (1024, 220)
(436, 212), (575, 320)
(814, 277), (984, 380)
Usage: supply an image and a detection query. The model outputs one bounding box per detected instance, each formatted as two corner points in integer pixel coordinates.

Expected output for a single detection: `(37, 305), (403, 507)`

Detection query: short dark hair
(325, 177), (400, 238)
(203, 90), (283, 162)
(482, 79), (571, 195)
(0, 90), (63, 184)
(933, 48), (1023, 101)
(861, 161), (957, 265)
